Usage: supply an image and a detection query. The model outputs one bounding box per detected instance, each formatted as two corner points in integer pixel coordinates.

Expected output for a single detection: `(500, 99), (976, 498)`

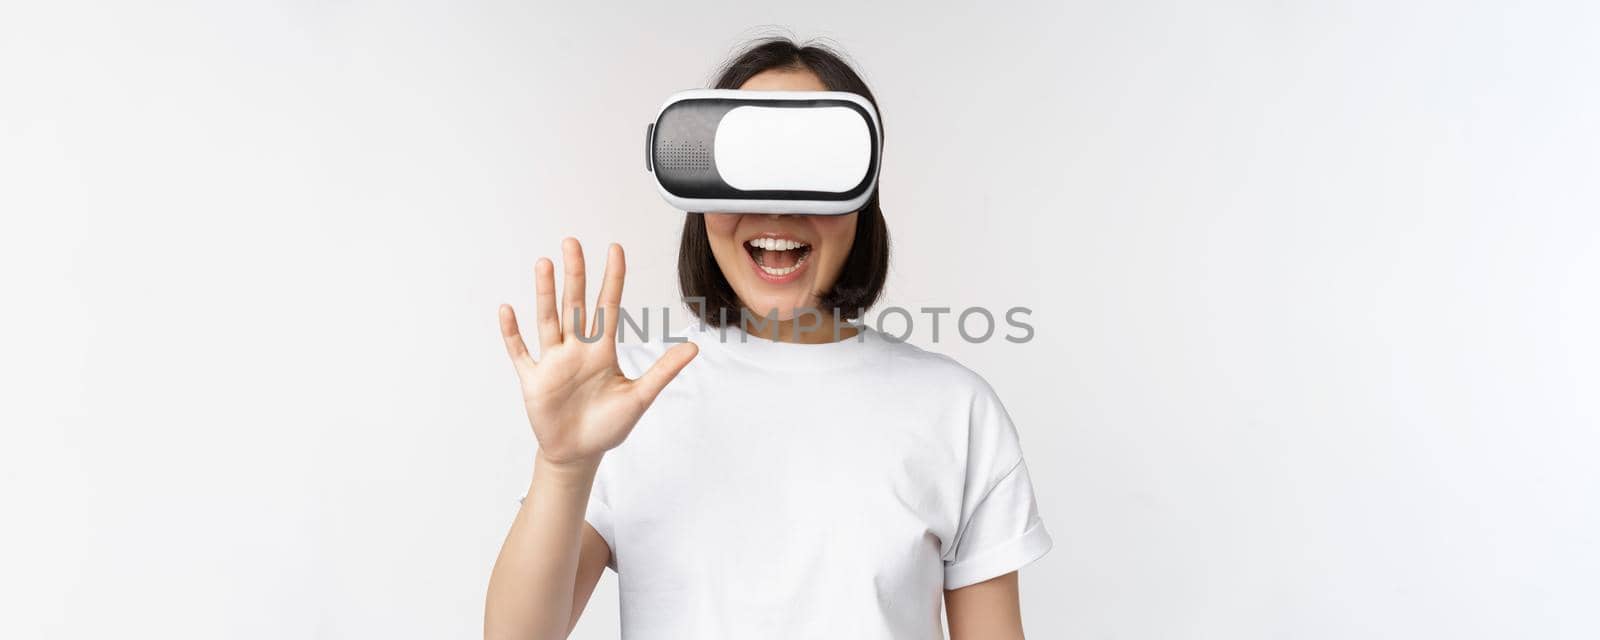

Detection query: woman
(485, 38), (1051, 639)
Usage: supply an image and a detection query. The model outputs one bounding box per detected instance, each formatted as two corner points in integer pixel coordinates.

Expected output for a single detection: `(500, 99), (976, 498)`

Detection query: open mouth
(744, 237), (812, 278)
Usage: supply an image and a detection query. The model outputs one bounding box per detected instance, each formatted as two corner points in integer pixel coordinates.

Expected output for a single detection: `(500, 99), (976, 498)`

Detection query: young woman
(485, 38), (1051, 639)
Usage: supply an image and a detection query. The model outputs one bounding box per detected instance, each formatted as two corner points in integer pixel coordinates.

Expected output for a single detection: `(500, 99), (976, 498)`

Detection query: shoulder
(872, 335), (1026, 456)
(868, 331), (1004, 402)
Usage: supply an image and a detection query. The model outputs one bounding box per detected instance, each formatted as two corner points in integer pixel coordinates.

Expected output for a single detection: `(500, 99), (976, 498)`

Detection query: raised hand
(498, 238), (698, 466)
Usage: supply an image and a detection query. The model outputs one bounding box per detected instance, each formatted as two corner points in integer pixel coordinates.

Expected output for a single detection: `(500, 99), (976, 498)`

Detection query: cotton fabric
(581, 321), (1051, 638)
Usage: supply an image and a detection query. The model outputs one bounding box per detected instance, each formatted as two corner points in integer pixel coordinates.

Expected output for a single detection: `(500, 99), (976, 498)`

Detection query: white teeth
(754, 247), (810, 277)
(745, 237), (811, 277)
(747, 237), (808, 251)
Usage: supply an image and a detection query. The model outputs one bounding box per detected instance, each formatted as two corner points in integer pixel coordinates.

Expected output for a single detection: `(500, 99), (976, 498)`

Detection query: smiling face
(705, 67), (860, 322)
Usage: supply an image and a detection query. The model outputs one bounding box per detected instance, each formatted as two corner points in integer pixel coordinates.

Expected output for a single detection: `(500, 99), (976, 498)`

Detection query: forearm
(484, 452), (599, 640)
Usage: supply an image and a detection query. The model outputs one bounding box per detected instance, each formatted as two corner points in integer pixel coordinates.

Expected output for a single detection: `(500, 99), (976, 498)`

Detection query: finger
(630, 341), (699, 406)
(497, 304), (534, 369)
(591, 243), (625, 340)
(534, 258), (560, 350)
(560, 237), (587, 341)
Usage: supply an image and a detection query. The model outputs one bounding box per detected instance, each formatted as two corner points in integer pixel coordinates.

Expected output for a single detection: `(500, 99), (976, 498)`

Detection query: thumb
(631, 341), (699, 406)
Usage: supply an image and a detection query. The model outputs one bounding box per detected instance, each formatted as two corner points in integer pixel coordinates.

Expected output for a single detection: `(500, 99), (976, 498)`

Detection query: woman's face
(704, 67), (859, 321)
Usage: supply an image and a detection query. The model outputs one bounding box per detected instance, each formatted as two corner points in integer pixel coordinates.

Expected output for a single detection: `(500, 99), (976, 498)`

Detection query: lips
(743, 235), (812, 282)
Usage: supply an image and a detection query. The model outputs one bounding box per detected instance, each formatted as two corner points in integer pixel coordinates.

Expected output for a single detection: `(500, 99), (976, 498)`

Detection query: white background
(4, 1), (1598, 638)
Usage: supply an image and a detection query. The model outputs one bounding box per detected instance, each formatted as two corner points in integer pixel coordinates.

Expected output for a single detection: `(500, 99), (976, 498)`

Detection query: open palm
(498, 238), (698, 465)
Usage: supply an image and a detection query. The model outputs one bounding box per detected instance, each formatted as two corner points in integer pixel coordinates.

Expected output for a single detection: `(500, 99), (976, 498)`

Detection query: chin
(738, 293), (819, 322)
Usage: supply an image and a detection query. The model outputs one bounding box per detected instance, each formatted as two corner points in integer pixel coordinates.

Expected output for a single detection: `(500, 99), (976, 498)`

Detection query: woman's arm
(485, 455), (610, 639)
(945, 571), (1026, 640)
(483, 239), (697, 640)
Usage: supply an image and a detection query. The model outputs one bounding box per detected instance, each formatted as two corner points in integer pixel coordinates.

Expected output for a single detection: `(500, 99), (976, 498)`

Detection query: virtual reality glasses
(646, 89), (881, 215)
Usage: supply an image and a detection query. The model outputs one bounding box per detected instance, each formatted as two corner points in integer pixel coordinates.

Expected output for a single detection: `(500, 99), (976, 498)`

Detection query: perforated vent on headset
(655, 139), (711, 172)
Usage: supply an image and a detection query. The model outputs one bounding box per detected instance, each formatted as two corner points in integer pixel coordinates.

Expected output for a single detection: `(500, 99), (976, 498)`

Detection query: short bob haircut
(678, 37), (891, 327)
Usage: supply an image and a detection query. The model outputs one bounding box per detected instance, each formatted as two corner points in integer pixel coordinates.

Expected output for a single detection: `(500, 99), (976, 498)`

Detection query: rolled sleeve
(942, 458), (1053, 590)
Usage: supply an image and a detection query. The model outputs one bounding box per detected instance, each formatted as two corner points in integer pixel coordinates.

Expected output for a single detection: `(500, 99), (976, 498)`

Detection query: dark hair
(678, 37), (891, 327)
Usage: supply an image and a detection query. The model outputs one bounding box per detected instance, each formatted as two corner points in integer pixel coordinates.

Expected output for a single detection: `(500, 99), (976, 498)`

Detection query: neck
(740, 313), (860, 344)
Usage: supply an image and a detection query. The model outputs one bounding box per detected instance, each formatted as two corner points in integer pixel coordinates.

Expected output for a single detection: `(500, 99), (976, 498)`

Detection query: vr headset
(646, 89), (882, 215)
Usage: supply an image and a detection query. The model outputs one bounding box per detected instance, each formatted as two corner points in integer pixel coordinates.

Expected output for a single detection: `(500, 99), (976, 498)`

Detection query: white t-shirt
(585, 321), (1051, 638)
